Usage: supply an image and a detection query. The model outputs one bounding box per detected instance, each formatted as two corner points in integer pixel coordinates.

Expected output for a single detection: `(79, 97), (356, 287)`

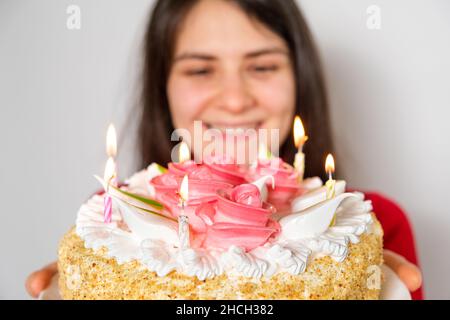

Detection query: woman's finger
(25, 262), (58, 298)
(383, 250), (422, 292)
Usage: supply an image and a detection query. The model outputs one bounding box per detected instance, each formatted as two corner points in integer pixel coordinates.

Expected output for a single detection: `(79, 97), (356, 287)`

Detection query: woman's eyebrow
(173, 47), (288, 62)
(244, 47), (289, 58)
(173, 53), (217, 62)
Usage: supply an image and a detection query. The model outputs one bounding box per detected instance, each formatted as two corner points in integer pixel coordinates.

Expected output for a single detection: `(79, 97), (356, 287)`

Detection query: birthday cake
(58, 152), (384, 300)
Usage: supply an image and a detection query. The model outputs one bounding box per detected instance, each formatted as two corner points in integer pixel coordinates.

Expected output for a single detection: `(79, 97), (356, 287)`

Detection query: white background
(0, 0), (449, 299)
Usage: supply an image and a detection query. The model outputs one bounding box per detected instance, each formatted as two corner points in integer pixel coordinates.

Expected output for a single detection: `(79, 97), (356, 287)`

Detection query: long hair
(138, 0), (333, 181)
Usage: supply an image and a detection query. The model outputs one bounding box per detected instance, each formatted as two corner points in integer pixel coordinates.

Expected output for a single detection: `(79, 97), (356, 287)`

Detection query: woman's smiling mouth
(203, 121), (264, 132)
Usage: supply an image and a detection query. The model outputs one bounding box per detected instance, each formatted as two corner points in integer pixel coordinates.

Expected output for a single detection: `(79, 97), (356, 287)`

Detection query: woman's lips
(203, 121), (263, 132)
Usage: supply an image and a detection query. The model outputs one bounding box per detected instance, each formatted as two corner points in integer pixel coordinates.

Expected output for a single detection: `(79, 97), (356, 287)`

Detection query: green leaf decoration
(155, 163), (168, 173)
(124, 199), (177, 222)
(94, 174), (165, 212)
(110, 185), (164, 210)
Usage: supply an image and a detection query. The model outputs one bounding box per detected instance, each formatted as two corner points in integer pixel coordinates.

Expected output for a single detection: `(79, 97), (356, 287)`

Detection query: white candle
(178, 175), (190, 249)
(293, 116), (308, 181)
(179, 141), (191, 163)
(325, 153), (336, 200)
(325, 153), (337, 226)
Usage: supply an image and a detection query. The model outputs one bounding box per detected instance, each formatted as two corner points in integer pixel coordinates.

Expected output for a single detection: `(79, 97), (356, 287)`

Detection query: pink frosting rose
(155, 179), (233, 234)
(168, 160), (213, 180)
(203, 155), (247, 186)
(247, 157), (306, 212)
(195, 184), (280, 251)
(150, 161), (219, 197)
(145, 156), (309, 250)
(149, 173), (179, 195)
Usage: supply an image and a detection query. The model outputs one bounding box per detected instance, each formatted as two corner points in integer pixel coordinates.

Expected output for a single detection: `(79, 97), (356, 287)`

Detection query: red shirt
(364, 192), (423, 300)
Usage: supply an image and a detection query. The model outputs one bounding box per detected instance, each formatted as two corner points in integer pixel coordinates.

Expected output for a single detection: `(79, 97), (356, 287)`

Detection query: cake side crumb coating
(58, 215), (383, 300)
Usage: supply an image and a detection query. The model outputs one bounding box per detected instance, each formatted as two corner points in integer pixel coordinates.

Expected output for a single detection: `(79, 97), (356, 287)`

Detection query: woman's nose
(217, 74), (255, 114)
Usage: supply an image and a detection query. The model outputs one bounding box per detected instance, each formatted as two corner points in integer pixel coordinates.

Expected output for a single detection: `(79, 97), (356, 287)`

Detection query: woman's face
(167, 0), (296, 161)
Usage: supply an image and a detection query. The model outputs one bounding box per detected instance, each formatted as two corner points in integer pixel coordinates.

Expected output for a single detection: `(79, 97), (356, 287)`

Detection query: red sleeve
(364, 192), (424, 300)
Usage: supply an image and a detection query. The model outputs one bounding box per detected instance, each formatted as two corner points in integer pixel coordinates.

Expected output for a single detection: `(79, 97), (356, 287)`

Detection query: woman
(26, 0), (423, 299)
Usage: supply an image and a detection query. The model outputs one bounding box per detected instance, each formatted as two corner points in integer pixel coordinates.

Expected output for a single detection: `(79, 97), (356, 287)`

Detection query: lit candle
(258, 142), (271, 161)
(103, 123), (117, 223)
(325, 153), (336, 200)
(179, 141), (191, 163)
(178, 174), (190, 249)
(106, 123), (117, 159)
(103, 157), (116, 223)
(293, 116), (308, 181)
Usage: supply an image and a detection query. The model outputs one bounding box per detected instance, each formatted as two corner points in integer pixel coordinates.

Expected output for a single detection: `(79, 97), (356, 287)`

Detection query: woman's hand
(383, 249), (422, 292)
(25, 262), (57, 298)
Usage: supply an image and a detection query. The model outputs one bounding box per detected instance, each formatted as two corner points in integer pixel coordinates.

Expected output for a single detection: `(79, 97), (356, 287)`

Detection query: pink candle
(103, 124), (117, 223)
(104, 195), (113, 223)
(103, 157), (116, 223)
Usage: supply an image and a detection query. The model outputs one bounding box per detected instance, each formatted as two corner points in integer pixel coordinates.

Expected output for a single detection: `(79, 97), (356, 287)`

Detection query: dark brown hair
(138, 0), (333, 181)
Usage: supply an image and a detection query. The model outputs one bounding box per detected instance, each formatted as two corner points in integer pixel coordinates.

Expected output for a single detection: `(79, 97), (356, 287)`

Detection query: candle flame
(179, 175), (189, 202)
(178, 142), (191, 163)
(106, 124), (117, 158)
(258, 142), (269, 161)
(104, 157), (116, 185)
(325, 153), (335, 175)
(293, 116), (308, 148)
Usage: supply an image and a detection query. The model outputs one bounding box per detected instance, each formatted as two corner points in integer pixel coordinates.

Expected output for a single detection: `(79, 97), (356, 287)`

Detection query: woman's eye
(185, 68), (212, 76)
(250, 65), (279, 73)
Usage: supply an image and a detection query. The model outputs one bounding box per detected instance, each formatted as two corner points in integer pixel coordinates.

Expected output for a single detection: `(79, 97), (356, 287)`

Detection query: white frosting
(291, 180), (346, 212)
(266, 243), (310, 275)
(223, 246), (270, 278)
(250, 175), (275, 202)
(125, 163), (164, 196)
(113, 196), (179, 245)
(279, 192), (359, 240)
(75, 165), (374, 280)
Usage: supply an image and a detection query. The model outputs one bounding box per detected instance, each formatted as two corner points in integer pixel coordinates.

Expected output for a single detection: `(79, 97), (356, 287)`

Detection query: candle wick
(178, 193), (186, 210)
(106, 172), (116, 193)
(106, 177), (111, 193)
